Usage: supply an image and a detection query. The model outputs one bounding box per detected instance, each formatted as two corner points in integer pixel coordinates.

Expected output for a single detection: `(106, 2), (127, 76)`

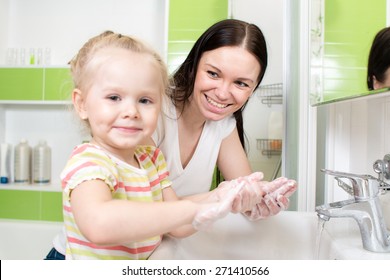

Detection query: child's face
(75, 48), (162, 161)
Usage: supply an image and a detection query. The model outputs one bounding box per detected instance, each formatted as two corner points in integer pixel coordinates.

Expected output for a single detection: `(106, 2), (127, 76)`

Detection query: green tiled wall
(168, 0), (228, 73)
(0, 189), (62, 221)
(323, 0), (386, 101)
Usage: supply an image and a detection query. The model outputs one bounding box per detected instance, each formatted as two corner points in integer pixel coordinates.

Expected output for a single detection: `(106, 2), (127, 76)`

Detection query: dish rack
(257, 139), (282, 180)
(257, 83), (283, 107)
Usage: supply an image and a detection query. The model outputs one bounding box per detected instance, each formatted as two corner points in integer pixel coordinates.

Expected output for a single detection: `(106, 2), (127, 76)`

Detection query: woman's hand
(243, 178), (297, 221)
(214, 172), (297, 221)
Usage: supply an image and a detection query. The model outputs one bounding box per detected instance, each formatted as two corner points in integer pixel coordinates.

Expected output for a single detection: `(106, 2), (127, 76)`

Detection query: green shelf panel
(0, 68), (44, 100)
(0, 189), (62, 222)
(44, 68), (73, 101)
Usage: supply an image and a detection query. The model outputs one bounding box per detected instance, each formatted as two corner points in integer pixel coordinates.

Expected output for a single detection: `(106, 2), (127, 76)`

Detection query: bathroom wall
(2, 0), (167, 65)
(318, 93), (390, 203)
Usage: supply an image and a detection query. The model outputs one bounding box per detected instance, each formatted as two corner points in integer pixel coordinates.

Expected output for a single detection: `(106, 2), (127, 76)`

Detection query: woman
(152, 18), (296, 220)
(45, 19), (296, 260)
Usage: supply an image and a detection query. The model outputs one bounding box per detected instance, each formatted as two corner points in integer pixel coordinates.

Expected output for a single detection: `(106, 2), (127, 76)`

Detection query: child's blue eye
(108, 95), (121, 101)
(139, 98), (152, 104)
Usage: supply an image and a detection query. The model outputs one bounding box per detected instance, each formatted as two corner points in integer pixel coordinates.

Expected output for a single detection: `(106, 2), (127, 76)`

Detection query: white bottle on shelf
(32, 140), (51, 184)
(0, 143), (11, 184)
(14, 139), (31, 184)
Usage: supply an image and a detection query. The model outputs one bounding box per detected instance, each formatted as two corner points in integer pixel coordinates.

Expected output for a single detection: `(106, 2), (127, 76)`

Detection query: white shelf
(0, 103), (90, 192)
(0, 183), (61, 192)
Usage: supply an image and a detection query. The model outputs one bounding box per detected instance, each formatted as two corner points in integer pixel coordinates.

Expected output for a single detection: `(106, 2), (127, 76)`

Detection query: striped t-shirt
(61, 143), (171, 260)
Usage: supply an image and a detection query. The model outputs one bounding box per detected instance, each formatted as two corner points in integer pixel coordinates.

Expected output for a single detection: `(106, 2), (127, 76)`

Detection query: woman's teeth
(206, 96), (228, 108)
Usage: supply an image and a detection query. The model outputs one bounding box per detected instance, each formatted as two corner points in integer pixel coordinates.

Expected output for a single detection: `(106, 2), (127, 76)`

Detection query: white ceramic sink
(149, 211), (390, 260)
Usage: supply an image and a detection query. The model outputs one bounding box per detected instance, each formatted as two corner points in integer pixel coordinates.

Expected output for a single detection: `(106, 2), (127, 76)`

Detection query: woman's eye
(236, 81), (249, 88)
(207, 71), (218, 78)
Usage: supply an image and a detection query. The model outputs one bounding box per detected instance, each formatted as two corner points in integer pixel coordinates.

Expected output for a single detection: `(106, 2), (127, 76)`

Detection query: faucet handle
(373, 155), (390, 191)
(334, 177), (354, 196)
(373, 154), (390, 180)
(321, 169), (379, 200)
(321, 169), (376, 180)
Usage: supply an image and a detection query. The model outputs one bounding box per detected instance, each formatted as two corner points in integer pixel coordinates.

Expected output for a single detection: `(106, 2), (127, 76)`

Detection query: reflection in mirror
(367, 26), (390, 91)
(310, 0), (387, 105)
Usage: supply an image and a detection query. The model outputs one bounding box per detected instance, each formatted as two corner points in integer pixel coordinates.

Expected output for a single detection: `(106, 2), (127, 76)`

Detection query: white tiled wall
(322, 93), (390, 202)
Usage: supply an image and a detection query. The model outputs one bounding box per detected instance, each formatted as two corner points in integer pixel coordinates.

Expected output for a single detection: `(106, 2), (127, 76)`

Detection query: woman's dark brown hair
(367, 27), (390, 90)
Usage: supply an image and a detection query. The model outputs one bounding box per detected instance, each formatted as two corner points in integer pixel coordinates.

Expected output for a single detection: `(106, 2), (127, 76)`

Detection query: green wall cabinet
(0, 67), (72, 101)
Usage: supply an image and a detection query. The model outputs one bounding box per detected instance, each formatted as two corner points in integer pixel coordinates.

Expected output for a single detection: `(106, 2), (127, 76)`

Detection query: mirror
(310, 0), (388, 105)
(312, 0), (390, 208)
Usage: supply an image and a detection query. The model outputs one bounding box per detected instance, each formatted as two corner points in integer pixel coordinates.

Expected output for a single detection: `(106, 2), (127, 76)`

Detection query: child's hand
(192, 182), (244, 231)
(214, 172), (264, 213)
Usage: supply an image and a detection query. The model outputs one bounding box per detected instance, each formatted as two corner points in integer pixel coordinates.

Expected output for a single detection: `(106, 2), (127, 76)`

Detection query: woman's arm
(216, 127), (297, 217)
(217, 127), (253, 180)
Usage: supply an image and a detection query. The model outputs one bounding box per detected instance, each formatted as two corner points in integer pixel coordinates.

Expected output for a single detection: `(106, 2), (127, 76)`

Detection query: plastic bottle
(32, 140), (51, 184)
(14, 139), (31, 184)
(0, 143), (11, 184)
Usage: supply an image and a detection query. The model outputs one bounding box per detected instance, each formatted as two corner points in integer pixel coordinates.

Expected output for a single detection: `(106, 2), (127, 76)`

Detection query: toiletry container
(0, 143), (11, 184)
(32, 140), (51, 184)
(14, 139), (31, 183)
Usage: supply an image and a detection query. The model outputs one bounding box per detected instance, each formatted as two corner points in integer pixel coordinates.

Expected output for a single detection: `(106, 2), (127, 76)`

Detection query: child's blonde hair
(69, 30), (168, 93)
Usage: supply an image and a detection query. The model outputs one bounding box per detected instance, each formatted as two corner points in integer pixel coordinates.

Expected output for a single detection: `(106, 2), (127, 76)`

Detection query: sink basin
(149, 211), (390, 260)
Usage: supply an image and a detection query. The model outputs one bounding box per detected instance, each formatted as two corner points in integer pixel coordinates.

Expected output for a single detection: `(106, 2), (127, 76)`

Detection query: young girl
(62, 31), (247, 260)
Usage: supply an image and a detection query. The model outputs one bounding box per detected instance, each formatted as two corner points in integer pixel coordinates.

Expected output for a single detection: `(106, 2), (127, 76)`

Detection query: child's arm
(161, 187), (197, 238)
(70, 179), (200, 245)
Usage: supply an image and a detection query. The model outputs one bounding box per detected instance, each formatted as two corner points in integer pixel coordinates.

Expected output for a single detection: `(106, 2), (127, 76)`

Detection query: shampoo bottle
(32, 140), (51, 184)
(14, 139), (31, 183)
(0, 143), (11, 184)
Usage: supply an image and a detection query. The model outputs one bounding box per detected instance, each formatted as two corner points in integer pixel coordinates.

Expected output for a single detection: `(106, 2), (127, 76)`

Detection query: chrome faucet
(315, 168), (390, 253)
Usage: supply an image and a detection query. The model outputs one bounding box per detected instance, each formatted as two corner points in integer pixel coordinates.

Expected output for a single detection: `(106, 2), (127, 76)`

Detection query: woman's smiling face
(192, 46), (261, 121)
